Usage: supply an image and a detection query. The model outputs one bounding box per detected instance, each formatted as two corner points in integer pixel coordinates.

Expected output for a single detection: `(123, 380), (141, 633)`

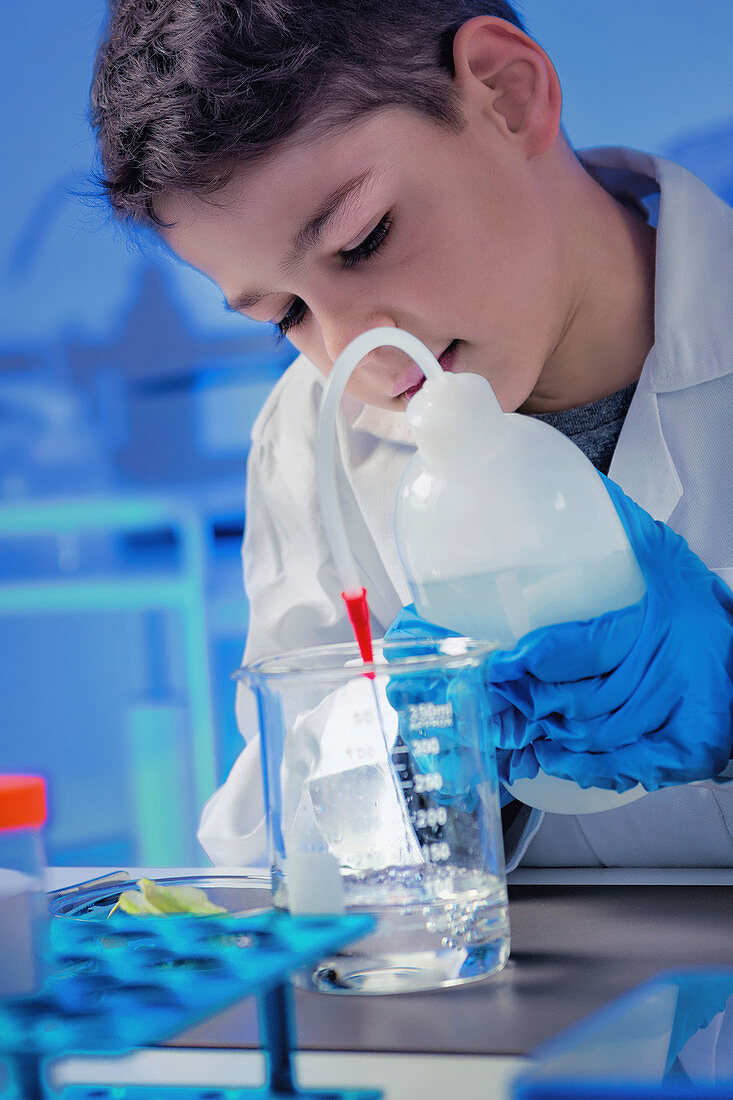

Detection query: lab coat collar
(582, 147), (733, 521)
(607, 350), (683, 522)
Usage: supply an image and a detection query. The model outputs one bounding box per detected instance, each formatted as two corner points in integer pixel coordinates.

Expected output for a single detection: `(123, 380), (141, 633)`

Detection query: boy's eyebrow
(224, 169), (376, 313)
(283, 168), (375, 272)
(224, 288), (271, 312)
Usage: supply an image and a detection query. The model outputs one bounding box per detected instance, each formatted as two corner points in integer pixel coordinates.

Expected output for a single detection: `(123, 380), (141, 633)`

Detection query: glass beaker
(235, 636), (509, 994)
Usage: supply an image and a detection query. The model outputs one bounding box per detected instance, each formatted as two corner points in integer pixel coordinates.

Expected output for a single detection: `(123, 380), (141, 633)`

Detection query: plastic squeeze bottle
(396, 370), (645, 648)
(394, 349), (647, 813)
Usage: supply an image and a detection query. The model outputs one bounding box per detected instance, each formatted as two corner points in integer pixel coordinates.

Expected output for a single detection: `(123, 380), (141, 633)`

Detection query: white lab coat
(198, 147), (733, 869)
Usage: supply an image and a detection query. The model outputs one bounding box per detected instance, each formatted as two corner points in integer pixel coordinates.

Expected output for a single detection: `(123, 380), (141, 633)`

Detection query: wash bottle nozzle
(341, 587), (374, 665)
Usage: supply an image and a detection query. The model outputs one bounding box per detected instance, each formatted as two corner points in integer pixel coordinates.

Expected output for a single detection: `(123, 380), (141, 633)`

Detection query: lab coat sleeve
(239, 428), (351, 664)
(198, 394), (355, 867)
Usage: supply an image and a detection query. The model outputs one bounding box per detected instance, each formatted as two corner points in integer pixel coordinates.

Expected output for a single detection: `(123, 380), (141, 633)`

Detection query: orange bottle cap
(0, 775), (47, 830)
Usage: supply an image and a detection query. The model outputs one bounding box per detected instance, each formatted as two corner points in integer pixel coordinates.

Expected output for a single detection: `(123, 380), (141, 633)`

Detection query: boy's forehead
(160, 108), (447, 285)
(162, 105), (472, 229)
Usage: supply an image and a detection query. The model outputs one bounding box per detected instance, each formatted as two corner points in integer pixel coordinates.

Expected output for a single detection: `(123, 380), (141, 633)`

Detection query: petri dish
(48, 873), (273, 921)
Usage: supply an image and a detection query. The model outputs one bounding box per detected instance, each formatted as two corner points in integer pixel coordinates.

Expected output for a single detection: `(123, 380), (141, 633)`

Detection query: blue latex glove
(384, 606), (511, 807)
(490, 475), (733, 793)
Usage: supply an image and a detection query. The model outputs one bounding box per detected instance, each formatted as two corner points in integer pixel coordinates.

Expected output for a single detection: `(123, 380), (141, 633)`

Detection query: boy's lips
(395, 340), (460, 400)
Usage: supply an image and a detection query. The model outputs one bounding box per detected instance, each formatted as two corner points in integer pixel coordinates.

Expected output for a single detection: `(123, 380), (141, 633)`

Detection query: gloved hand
(490, 475), (733, 793)
(384, 606), (511, 807)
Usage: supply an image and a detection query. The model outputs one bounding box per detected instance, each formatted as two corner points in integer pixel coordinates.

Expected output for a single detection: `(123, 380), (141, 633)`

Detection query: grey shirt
(527, 381), (638, 474)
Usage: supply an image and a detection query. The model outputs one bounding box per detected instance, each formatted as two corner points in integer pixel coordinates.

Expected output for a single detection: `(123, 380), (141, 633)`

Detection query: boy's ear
(452, 17), (562, 157)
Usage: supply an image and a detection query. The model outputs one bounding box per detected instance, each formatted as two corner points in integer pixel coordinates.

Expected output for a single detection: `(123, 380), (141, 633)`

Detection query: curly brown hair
(90, 0), (526, 227)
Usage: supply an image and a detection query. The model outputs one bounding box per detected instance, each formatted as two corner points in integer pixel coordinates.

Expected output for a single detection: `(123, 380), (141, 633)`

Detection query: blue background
(1, 1), (731, 867)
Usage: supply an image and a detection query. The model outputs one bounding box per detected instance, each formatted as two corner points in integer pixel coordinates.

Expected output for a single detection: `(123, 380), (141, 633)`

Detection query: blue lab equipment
(0, 906), (378, 1100)
(514, 969), (733, 1099)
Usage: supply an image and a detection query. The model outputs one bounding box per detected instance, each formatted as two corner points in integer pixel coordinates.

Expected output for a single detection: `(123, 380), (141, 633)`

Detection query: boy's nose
(320, 311), (403, 373)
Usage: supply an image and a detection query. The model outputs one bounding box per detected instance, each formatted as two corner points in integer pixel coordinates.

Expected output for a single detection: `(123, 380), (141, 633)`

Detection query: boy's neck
(519, 156), (657, 415)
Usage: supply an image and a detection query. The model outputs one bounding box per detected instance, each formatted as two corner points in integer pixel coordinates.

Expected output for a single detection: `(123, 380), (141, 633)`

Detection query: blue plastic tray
(0, 908), (380, 1100)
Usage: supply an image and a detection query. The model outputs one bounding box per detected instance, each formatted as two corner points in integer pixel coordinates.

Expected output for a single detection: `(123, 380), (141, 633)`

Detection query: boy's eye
(275, 297), (308, 341)
(272, 213), (392, 341)
(340, 213), (392, 270)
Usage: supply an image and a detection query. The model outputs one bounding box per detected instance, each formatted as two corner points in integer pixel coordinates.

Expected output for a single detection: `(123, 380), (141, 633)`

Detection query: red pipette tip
(341, 587), (375, 676)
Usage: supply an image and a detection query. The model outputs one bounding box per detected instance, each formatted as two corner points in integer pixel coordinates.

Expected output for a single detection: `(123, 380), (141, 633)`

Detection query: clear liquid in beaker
(273, 862), (509, 994)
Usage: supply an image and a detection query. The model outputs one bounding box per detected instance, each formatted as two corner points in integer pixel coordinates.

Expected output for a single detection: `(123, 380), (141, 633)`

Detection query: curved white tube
(316, 327), (443, 595)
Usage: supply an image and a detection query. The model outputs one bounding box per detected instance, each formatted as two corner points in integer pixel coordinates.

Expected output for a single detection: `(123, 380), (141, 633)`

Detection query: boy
(91, 1), (733, 868)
